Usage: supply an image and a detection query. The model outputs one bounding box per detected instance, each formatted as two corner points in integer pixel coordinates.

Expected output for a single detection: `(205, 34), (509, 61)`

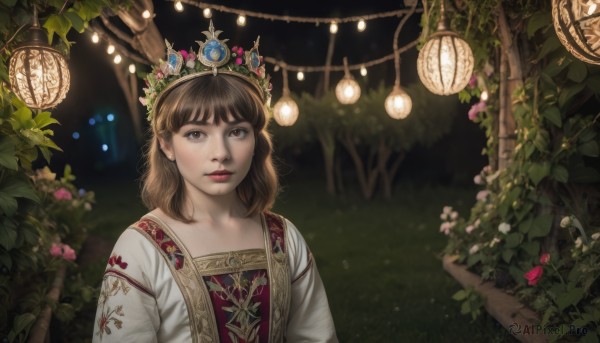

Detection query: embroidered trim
(263, 212), (291, 343)
(105, 269), (154, 298)
(193, 249), (268, 276)
(135, 219), (185, 269)
(107, 254), (128, 269)
(96, 276), (130, 339)
(132, 217), (219, 343)
(292, 249), (314, 284)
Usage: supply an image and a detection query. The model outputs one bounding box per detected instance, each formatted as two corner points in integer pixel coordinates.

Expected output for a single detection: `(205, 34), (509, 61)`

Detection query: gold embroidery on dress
(265, 214), (292, 342)
(95, 277), (130, 339)
(194, 249), (267, 276)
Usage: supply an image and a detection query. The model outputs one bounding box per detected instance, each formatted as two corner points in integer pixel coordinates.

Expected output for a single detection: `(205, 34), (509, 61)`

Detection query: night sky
(47, 1), (485, 184)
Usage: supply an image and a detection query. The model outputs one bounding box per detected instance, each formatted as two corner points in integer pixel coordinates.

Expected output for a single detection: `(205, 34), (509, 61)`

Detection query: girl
(93, 22), (338, 343)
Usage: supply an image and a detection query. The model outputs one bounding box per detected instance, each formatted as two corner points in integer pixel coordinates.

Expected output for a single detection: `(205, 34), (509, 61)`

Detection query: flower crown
(139, 21), (272, 122)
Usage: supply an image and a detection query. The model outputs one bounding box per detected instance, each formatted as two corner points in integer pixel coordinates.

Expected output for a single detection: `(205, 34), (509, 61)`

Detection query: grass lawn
(82, 172), (517, 342)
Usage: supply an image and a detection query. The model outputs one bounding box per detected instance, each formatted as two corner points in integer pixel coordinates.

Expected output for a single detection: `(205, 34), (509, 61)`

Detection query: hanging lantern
(552, 0), (600, 65)
(273, 68), (299, 126)
(9, 10), (70, 109)
(385, 86), (412, 120)
(335, 57), (361, 104)
(417, 0), (474, 95)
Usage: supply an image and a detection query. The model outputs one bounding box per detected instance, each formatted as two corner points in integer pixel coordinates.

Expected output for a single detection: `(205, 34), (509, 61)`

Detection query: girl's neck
(183, 188), (246, 223)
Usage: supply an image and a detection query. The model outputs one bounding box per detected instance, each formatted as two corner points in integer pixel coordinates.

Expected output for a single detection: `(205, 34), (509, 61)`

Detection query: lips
(207, 170), (232, 176)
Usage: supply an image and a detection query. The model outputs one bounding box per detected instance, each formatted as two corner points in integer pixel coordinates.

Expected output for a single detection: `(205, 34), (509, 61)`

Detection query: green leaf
(541, 106), (562, 127)
(11, 313), (36, 336)
(566, 60), (588, 83)
(64, 10), (85, 33)
(33, 111), (59, 129)
(0, 177), (39, 203)
(506, 233), (524, 248)
(543, 56), (571, 77)
(502, 249), (514, 263)
(536, 35), (561, 60)
(452, 289), (468, 301)
(10, 106), (33, 130)
(0, 219), (17, 250)
(556, 288), (584, 312)
(527, 11), (551, 38)
(578, 141), (599, 157)
(529, 214), (553, 239)
(528, 161), (551, 185)
(43, 14), (71, 45)
(0, 138), (18, 170)
(521, 241), (540, 257)
(519, 217), (533, 234)
(558, 83), (586, 108)
(0, 0), (18, 6)
(551, 164), (569, 183)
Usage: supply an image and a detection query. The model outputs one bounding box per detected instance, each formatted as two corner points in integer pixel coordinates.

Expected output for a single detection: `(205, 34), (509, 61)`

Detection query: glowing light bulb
(357, 20), (366, 32)
(297, 71), (305, 81)
(360, 65), (367, 76)
(174, 1), (184, 12)
(106, 44), (115, 54)
(91, 32), (99, 44)
(113, 54), (122, 64)
(237, 15), (246, 26)
(589, 3), (597, 15)
(330, 21), (338, 34)
(481, 90), (489, 101)
(142, 10), (151, 19)
(128, 64), (136, 74)
(203, 8), (212, 18)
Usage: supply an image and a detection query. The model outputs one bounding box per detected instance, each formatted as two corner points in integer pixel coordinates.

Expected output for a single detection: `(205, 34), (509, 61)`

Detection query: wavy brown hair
(141, 74), (278, 223)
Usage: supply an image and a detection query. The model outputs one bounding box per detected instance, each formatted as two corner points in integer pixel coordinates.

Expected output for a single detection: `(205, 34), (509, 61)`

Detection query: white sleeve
(285, 219), (338, 343)
(92, 229), (160, 343)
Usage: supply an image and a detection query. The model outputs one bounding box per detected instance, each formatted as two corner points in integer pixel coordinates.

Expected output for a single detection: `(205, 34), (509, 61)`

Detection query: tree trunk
(27, 264), (67, 343)
(376, 139), (406, 200)
(334, 153), (345, 195)
(496, 3), (522, 170)
(112, 63), (144, 143)
(316, 127), (336, 195)
(340, 135), (378, 200)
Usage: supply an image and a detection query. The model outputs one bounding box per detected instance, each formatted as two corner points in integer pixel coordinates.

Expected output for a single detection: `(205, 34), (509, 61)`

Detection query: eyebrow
(181, 119), (248, 126)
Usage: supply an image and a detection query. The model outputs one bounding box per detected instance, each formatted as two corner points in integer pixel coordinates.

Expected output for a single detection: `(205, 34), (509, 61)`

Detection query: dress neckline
(142, 212), (269, 260)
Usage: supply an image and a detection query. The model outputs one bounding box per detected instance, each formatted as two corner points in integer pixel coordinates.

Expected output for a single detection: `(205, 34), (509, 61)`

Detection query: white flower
(476, 190), (489, 201)
(440, 213), (448, 221)
(474, 219), (481, 227)
(575, 237), (583, 248)
(186, 60), (195, 69)
(469, 244), (480, 255)
(443, 206), (453, 215)
(465, 225), (475, 234)
(498, 222), (511, 234)
(582, 245), (589, 253)
(439, 222), (453, 235)
(473, 175), (483, 185)
(450, 211), (458, 220)
(592, 232), (600, 241)
(560, 216), (572, 228)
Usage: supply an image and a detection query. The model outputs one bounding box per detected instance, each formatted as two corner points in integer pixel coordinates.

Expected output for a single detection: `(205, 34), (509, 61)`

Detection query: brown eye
(185, 131), (205, 140)
(230, 128), (248, 138)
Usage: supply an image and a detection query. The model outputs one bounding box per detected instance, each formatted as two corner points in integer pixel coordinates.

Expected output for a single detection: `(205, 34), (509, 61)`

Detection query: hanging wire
(393, 0), (418, 86)
(281, 64), (290, 96)
(177, 0), (422, 24)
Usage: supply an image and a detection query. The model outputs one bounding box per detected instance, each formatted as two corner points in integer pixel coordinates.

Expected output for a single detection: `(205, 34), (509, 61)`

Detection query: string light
(357, 19), (366, 32)
(335, 57), (361, 104)
(142, 10), (151, 19)
(273, 68), (299, 126)
(237, 14), (247, 26)
(106, 44), (115, 54)
(91, 32), (99, 43)
(360, 65), (367, 76)
(203, 8), (212, 18)
(128, 64), (136, 74)
(175, 1), (184, 12)
(480, 90), (489, 101)
(297, 71), (305, 81)
(113, 54), (122, 64)
(329, 21), (338, 34)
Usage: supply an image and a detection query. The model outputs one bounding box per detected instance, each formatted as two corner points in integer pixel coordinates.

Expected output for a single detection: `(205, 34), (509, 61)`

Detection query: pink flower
(473, 175), (483, 185)
(468, 74), (477, 88)
(465, 225), (475, 234)
(476, 190), (489, 201)
(179, 50), (188, 60)
(468, 101), (486, 121)
(540, 253), (550, 265)
(231, 46), (238, 55)
(237, 47), (243, 55)
(62, 244), (76, 261)
(53, 188), (72, 201)
(156, 71), (164, 80)
(235, 57), (243, 65)
(50, 243), (62, 257)
(139, 97), (148, 106)
(524, 266), (543, 286)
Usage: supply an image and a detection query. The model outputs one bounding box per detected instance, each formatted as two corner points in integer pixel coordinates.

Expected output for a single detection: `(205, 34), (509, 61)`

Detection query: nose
(210, 136), (231, 162)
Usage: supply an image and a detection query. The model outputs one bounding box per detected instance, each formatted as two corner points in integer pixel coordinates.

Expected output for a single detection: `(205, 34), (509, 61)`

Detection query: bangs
(156, 74), (266, 132)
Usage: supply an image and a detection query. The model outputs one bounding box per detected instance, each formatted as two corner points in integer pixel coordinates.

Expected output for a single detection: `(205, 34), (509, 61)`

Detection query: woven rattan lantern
(417, 0), (474, 95)
(9, 10), (70, 109)
(273, 68), (299, 126)
(335, 57), (361, 105)
(552, 0), (600, 65)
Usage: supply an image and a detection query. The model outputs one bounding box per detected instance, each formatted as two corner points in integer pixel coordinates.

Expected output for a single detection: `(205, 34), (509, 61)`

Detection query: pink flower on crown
(179, 50), (188, 60)
(139, 97), (148, 106)
(236, 47), (243, 55)
(231, 46), (238, 55)
(156, 70), (164, 80)
(255, 65), (266, 79)
(235, 57), (243, 65)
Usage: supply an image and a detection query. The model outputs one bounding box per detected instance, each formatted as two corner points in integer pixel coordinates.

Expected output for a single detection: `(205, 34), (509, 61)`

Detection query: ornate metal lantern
(552, 0), (600, 65)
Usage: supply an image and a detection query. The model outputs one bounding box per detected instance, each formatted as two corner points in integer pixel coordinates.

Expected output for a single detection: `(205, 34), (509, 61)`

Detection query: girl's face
(160, 115), (255, 198)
